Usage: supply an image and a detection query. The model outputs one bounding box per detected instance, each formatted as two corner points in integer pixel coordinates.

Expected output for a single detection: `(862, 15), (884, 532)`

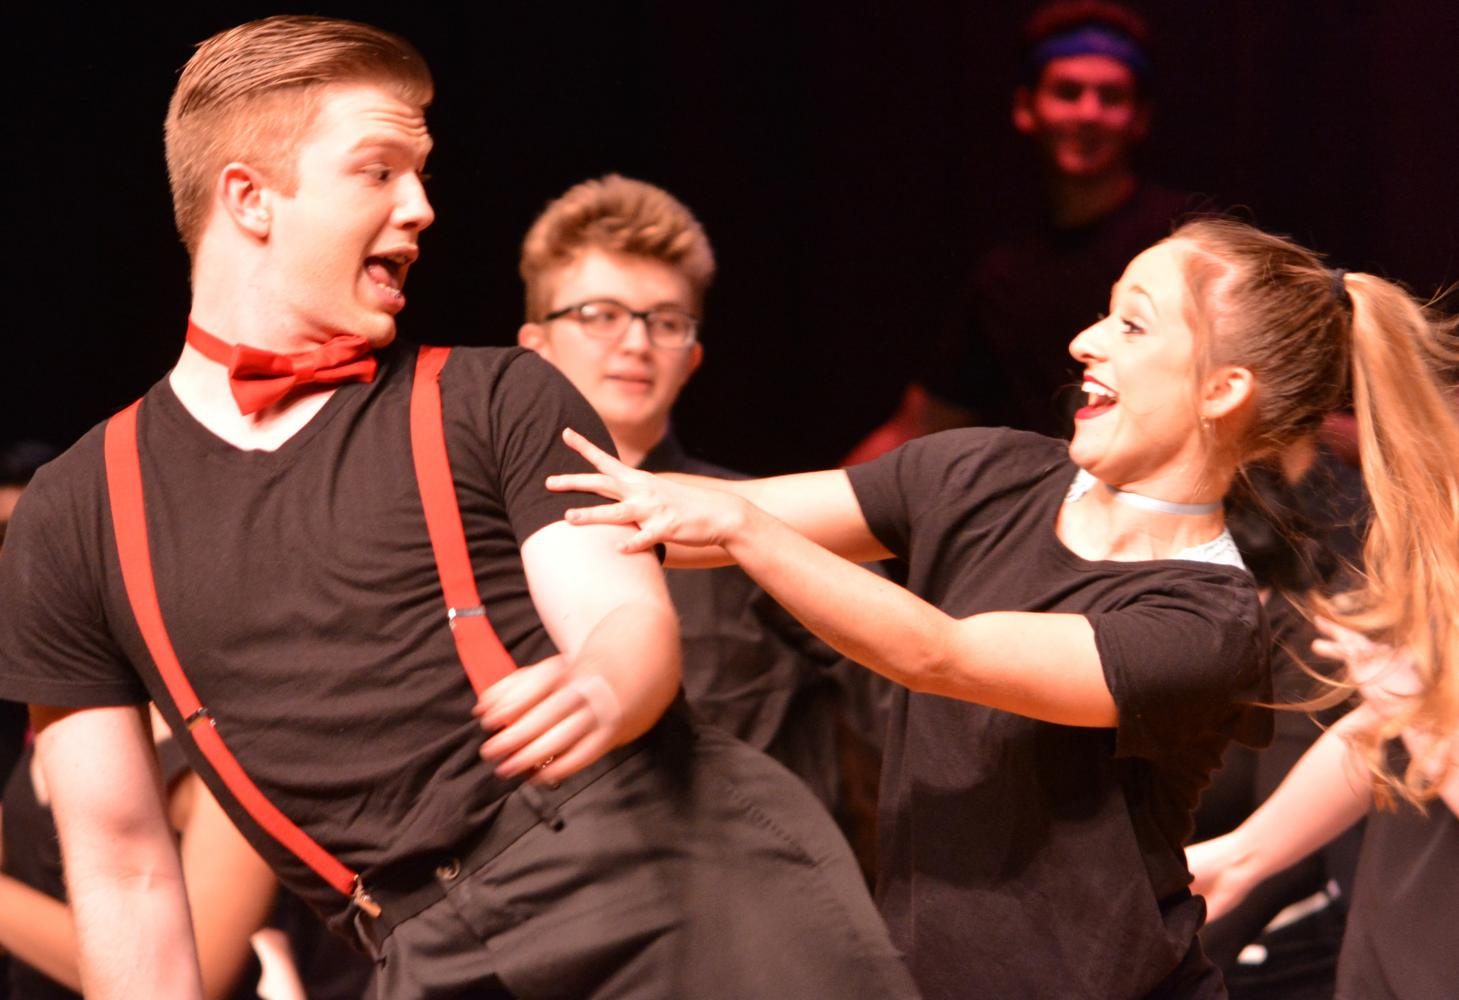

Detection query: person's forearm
(660, 469), (889, 567)
(722, 503), (1114, 725)
(63, 832), (203, 999)
(1204, 708), (1376, 894)
(38, 705), (204, 1000)
(569, 598), (682, 746)
(176, 771), (278, 1000)
(726, 503), (941, 687)
(0, 874), (83, 991)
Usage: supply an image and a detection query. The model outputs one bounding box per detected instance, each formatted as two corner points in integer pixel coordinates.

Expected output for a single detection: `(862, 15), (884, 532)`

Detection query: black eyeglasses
(542, 299), (699, 349)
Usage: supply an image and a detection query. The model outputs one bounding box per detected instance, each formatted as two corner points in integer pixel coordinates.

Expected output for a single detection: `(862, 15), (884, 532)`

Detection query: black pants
(369, 713), (918, 999)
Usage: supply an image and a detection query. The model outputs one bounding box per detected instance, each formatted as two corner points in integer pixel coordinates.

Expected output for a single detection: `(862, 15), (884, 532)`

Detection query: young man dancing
(0, 17), (913, 1000)
(517, 175), (855, 811)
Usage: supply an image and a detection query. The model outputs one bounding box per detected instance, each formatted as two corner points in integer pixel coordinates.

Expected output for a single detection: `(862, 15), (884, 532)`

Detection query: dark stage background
(6, 2), (1458, 473)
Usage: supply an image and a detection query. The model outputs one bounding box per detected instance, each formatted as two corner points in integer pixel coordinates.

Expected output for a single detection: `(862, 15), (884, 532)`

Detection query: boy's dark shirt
(642, 433), (842, 808)
(923, 184), (1200, 438)
(0, 345), (616, 931)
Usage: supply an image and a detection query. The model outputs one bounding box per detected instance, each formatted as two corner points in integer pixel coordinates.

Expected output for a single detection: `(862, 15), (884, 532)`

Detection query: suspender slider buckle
(447, 605), (486, 629)
(351, 876), (382, 920)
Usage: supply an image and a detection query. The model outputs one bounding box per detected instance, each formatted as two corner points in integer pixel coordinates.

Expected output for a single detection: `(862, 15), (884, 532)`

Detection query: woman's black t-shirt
(847, 428), (1270, 998)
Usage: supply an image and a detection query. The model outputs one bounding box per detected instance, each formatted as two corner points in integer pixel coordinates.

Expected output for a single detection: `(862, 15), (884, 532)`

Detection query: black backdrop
(6, 2), (1457, 473)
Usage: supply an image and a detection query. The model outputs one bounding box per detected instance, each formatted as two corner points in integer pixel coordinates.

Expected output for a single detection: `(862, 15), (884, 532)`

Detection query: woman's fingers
(563, 502), (640, 526)
(1312, 615), (1363, 646)
(550, 426), (742, 550)
(622, 526), (663, 554)
(562, 427), (626, 472)
(547, 472), (622, 496)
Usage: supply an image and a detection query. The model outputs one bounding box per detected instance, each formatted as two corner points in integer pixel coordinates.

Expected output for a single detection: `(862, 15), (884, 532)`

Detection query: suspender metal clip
(183, 706), (214, 732)
(447, 605), (486, 629)
(351, 876), (383, 920)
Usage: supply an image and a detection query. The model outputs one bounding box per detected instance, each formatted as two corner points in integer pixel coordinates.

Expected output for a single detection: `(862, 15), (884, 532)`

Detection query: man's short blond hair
(164, 15), (433, 254)
(519, 175), (716, 321)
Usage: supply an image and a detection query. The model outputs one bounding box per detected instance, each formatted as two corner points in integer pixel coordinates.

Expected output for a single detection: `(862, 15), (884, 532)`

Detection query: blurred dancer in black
(848, 0), (1201, 461)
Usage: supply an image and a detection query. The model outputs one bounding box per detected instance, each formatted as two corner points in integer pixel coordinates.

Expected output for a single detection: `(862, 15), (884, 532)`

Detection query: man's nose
(617, 314), (654, 352)
(1073, 88), (1103, 119)
(398, 173), (435, 232)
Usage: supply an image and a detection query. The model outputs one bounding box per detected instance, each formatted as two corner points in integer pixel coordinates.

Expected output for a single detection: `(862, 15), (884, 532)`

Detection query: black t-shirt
(0, 700), (24, 791)
(1337, 743), (1459, 999)
(0, 344), (615, 930)
(922, 184), (1200, 438)
(1, 746), (72, 1000)
(847, 428), (1269, 998)
(642, 434), (843, 808)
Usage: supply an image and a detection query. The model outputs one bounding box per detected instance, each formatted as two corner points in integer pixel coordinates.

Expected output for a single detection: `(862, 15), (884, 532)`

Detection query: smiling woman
(550, 216), (1459, 997)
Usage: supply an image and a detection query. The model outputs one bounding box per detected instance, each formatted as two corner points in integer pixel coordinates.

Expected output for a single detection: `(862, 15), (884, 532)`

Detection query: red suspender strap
(102, 349), (516, 909)
(103, 401), (361, 900)
(409, 345), (517, 694)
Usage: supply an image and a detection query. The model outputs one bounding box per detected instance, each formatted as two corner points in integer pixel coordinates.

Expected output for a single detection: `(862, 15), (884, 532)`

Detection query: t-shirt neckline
(148, 346), (398, 464)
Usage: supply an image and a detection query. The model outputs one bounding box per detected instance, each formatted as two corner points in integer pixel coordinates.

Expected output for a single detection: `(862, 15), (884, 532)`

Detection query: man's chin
(360, 320), (399, 349)
(1053, 147), (1128, 182)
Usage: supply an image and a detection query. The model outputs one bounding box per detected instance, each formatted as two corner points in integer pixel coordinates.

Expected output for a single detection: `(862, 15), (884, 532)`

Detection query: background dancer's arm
(34, 703), (203, 1000)
(1186, 706), (1378, 921)
(172, 771), (278, 1000)
(0, 872), (80, 990)
(0, 765), (274, 999)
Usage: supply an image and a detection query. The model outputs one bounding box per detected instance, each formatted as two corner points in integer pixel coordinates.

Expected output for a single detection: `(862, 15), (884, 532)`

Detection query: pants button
(435, 858), (461, 881)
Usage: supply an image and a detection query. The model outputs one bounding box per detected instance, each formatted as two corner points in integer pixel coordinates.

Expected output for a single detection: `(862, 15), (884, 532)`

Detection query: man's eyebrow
(349, 134), (434, 159)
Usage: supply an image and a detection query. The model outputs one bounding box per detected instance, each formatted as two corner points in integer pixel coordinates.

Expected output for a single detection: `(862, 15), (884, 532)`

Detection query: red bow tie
(185, 319), (378, 415)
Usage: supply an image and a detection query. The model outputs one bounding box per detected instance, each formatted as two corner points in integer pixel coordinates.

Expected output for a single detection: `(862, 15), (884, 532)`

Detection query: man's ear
(217, 162), (273, 239)
(1201, 364), (1256, 422)
(1011, 86), (1037, 135)
(685, 342), (704, 380)
(518, 322), (548, 353)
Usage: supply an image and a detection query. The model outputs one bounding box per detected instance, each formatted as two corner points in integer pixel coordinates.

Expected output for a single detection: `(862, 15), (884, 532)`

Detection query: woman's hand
(1311, 617), (1423, 722)
(474, 654), (624, 786)
(547, 428), (753, 553)
(1184, 834), (1252, 923)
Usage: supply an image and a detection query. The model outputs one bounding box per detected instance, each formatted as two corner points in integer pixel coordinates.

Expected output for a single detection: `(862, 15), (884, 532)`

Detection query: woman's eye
(1121, 318), (1144, 335)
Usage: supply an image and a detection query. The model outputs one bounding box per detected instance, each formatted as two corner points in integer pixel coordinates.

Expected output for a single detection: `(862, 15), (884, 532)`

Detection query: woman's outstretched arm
(552, 430), (891, 568)
(551, 430), (1117, 727)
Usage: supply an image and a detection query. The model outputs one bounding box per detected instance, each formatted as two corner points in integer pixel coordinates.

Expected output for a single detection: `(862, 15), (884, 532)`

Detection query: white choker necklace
(1103, 482), (1222, 516)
